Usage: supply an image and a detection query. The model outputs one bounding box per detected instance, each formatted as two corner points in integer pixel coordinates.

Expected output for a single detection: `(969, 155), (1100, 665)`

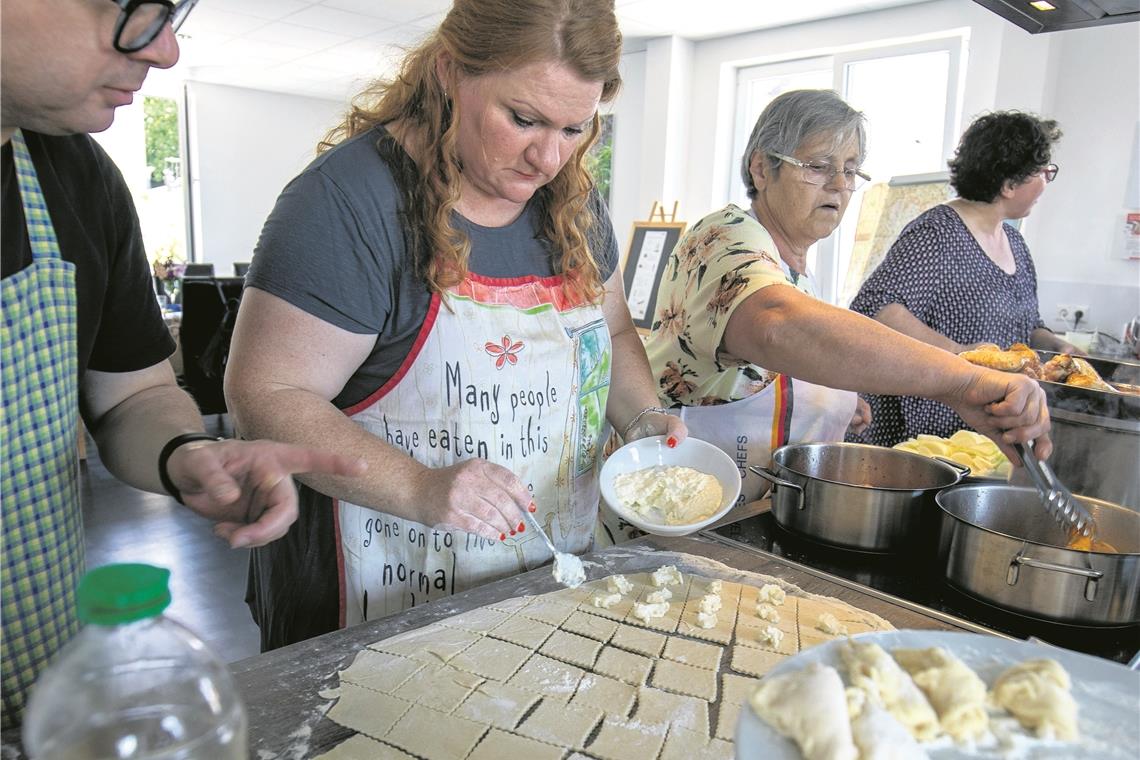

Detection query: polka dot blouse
(846, 204), (1045, 447)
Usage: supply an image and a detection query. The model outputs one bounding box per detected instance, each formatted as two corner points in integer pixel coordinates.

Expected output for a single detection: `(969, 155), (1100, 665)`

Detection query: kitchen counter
(232, 532), (977, 757)
(0, 527), (1004, 758)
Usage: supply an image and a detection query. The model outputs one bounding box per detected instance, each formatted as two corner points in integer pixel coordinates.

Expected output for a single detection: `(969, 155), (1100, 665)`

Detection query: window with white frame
(731, 35), (965, 306)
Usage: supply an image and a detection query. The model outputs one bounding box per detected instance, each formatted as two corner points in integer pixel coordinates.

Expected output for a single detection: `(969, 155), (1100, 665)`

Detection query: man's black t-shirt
(2, 131), (175, 382)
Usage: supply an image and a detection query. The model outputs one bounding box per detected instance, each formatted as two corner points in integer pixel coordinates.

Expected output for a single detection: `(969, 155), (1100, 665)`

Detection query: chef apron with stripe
(335, 273), (611, 622)
(1, 131), (84, 729)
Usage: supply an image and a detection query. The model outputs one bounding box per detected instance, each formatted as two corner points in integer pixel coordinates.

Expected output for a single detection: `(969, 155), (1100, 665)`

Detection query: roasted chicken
(1040, 354), (1118, 393)
(958, 343), (1041, 378)
(959, 344), (1119, 392)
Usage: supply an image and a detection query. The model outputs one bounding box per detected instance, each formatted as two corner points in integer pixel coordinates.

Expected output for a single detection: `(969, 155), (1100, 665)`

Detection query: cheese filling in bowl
(612, 465), (723, 525)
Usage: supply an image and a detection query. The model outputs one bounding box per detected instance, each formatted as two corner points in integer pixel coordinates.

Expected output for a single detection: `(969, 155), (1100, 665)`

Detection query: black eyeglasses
(112, 0), (199, 53)
(1040, 163), (1059, 183)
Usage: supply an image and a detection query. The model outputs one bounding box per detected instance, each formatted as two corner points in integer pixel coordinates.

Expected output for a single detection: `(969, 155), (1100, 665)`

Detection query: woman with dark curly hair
(848, 110), (1080, 447)
(225, 0), (686, 649)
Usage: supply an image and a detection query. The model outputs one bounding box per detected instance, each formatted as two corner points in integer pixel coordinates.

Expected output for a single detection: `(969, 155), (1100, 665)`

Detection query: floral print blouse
(645, 204), (801, 407)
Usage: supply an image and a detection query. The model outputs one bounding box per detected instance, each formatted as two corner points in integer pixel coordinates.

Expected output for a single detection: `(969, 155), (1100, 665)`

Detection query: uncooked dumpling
(845, 686), (929, 760)
(990, 659), (1079, 741)
(839, 640), (939, 742)
(892, 646), (987, 742)
(749, 662), (857, 760)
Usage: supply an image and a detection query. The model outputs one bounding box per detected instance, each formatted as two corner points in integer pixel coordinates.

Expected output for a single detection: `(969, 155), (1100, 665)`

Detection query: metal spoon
(521, 506), (584, 588)
(1013, 440), (1093, 537)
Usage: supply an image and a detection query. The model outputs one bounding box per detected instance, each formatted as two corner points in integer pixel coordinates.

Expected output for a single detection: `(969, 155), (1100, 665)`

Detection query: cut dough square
(587, 716), (668, 760)
(507, 653), (585, 702)
(729, 644), (788, 677)
(662, 636), (723, 671)
(312, 734), (416, 760)
(609, 623), (667, 658)
(487, 614), (557, 650)
(734, 619), (799, 655)
(391, 664), (483, 712)
(516, 698), (604, 750)
(676, 613), (734, 645)
(518, 597), (577, 627)
(384, 704), (488, 760)
(636, 686), (709, 735)
(542, 584), (597, 607)
(447, 636), (532, 681)
(539, 629), (603, 670)
(593, 645), (654, 686)
(371, 625), (480, 666)
(660, 725), (734, 760)
(326, 683), (411, 739)
(799, 626), (845, 651)
(466, 729), (564, 760)
(338, 649), (424, 693)
(651, 658), (718, 701)
(796, 594), (868, 624)
(561, 609), (619, 642)
(720, 672), (761, 706)
(570, 673), (637, 717)
(487, 594), (534, 614)
(454, 680), (540, 730)
(715, 701), (740, 740)
(440, 606), (512, 634)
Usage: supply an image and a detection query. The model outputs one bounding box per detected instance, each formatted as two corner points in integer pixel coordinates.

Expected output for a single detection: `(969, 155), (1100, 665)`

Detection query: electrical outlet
(1055, 304), (1090, 328)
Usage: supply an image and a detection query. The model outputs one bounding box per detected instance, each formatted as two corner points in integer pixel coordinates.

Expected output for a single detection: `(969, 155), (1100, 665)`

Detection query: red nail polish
(518, 522), (526, 532)
(528, 502), (537, 513)
(667, 436), (678, 448)
(499, 533), (506, 541)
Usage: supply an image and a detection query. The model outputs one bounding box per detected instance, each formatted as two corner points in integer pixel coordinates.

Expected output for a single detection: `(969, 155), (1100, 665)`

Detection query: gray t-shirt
(247, 125), (618, 408)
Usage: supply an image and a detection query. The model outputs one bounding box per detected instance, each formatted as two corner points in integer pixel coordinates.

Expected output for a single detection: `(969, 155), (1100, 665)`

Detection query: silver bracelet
(622, 406), (669, 439)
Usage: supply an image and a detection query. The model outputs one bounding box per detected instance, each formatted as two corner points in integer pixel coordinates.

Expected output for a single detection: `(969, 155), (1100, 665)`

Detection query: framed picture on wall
(620, 221), (686, 330)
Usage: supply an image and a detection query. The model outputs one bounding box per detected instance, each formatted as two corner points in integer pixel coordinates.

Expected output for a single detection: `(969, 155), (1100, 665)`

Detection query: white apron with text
(335, 274), (611, 623)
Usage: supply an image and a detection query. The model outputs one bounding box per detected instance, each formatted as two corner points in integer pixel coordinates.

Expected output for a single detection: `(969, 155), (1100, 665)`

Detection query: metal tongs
(1014, 440), (1093, 537)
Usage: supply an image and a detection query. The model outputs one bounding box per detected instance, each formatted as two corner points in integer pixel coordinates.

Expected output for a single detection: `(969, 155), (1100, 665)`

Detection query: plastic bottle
(22, 563), (248, 760)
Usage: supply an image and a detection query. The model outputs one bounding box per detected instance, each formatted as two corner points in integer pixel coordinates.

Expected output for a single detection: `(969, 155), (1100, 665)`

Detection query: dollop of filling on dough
(613, 465), (723, 525)
(632, 601), (670, 623)
(698, 594), (722, 615)
(552, 552), (585, 588)
(592, 592), (621, 609)
(696, 611), (718, 628)
(607, 574), (633, 594)
(818, 612), (848, 635)
(758, 583), (786, 606)
(759, 625), (783, 648)
(757, 603), (780, 623)
(708, 579), (723, 594)
(651, 565), (683, 587)
(646, 588), (672, 604)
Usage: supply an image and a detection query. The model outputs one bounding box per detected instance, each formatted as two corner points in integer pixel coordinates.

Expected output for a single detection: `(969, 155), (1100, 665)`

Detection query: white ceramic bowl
(599, 435), (741, 536)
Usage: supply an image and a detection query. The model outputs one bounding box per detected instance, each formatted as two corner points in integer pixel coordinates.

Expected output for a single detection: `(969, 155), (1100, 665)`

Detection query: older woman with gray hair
(643, 89), (1053, 503)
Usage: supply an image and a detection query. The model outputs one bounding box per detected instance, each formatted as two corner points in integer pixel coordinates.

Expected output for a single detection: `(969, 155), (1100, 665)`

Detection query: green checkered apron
(1, 130), (83, 729)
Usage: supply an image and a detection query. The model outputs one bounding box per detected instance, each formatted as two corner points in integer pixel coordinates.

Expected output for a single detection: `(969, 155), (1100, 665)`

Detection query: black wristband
(159, 433), (223, 504)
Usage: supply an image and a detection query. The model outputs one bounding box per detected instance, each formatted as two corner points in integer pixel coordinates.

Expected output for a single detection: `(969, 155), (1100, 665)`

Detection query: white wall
(1021, 23), (1140, 335)
(186, 82), (344, 276)
(609, 0), (1140, 334)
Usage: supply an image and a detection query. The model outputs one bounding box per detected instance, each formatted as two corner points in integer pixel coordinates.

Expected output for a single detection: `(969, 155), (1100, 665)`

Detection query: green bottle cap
(77, 564), (172, 625)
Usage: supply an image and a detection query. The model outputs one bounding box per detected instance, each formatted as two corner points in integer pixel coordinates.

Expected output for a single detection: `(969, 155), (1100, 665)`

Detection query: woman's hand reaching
(413, 459), (534, 542)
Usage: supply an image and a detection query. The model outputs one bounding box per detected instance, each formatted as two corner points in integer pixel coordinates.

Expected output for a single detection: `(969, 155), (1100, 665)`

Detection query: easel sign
(621, 201), (685, 330)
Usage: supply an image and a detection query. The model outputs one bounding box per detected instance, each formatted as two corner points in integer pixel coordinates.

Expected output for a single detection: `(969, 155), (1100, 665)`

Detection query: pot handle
(933, 456), (971, 482)
(749, 466), (804, 510)
(1007, 552), (1104, 602)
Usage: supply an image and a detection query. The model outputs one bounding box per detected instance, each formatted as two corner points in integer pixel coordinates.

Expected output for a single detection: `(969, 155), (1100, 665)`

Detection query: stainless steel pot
(937, 485), (1140, 626)
(751, 443), (968, 552)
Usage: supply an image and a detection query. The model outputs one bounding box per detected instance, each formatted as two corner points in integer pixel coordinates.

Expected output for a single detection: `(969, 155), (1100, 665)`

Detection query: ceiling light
(1029, 1), (1057, 10)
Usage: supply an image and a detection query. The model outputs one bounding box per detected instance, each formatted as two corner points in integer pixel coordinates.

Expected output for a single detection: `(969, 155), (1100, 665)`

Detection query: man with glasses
(1, 0), (365, 726)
